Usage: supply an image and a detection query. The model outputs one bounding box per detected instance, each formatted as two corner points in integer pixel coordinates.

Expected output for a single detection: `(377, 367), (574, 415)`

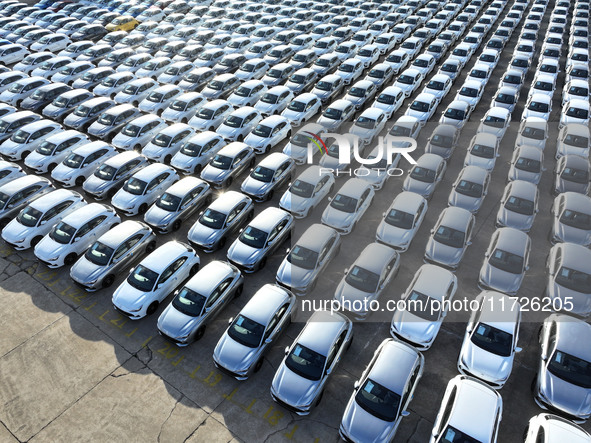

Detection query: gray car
(82, 151), (148, 201)
(240, 152), (294, 202)
(157, 260), (243, 346)
(63, 97), (115, 132)
(402, 153), (447, 200)
(144, 177), (212, 234)
(0, 111), (42, 143)
(495, 180), (539, 232)
(200, 142), (255, 189)
(213, 283), (296, 380)
(424, 206), (475, 270)
(376, 191), (428, 251)
(276, 223), (341, 296)
(170, 131), (226, 176)
(321, 178), (375, 235)
(335, 242), (400, 320)
(87, 104), (141, 141)
(448, 165), (490, 214)
(425, 124), (460, 160)
(227, 207), (293, 273)
(554, 154), (590, 195)
(69, 220), (156, 291)
(0, 175), (54, 229)
(41, 89), (94, 122)
(508, 145), (544, 184)
(535, 314), (591, 422)
(458, 291), (522, 388)
(339, 338), (424, 443)
(270, 310), (353, 415)
(550, 192), (591, 246)
(187, 191), (254, 253)
(478, 228), (531, 296)
(390, 264), (458, 350)
(546, 242), (591, 316)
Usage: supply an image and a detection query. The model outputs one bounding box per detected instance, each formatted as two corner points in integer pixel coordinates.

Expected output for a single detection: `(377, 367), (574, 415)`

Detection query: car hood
(540, 369), (591, 417)
(200, 165), (227, 182)
(553, 219), (591, 245)
(70, 256), (105, 283)
(322, 206), (354, 229)
(392, 310), (438, 346)
(35, 236), (67, 259)
(227, 240), (261, 266)
(376, 223), (411, 247)
(188, 222), (220, 245)
(548, 281), (591, 316)
(276, 260), (314, 289)
(112, 282), (149, 312)
(497, 209), (532, 230)
(214, 333), (258, 372)
(51, 163), (77, 180)
(157, 303), (201, 338)
(449, 192), (480, 212)
(83, 174), (110, 192)
(2, 220), (31, 242)
(241, 176), (271, 196)
(340, 399), (394, 443)
(479, 263), (523, 294)
(335, 280), (372, 305)
(43, 103), (66, 116)
(272, 363), (320, 407)
(279, 193), (309, 213)
(461, 341), (512, 383)
(144, 205), (176, 226)
(425, 239), (462, 267)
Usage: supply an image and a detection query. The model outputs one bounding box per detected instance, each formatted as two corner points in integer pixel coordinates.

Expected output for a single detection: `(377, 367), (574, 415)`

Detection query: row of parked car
(0, 0), (589, 441)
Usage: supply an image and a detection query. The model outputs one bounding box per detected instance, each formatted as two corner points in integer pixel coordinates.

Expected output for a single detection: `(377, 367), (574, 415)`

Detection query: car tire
(247, 210), (254, 221)
(109, 222), (119, 230)
(172, 219), (182, 231)
(315, 390), (324, 406)
(132, 101), (139, 107)
(225, 177), (233, 187)
(234, 284), (243, 298)
(193, 165), (202, 175)
(64, 252), (78, 266)
(146, 301), (158, 315)
(264, 145), (271, 154)
(110, 93), (116, 100)
(48, 163), (57, 172)
(102, 274), (115, 288)
(237, 135), (243, 142)
(138, 203), (148, 214)
(189, 264), (199, 276)
(286, 130), (291, 138)
(217, 236), (226, 250)
(266, 190), (274, 201)
(181, 118), (188, 123)
(31, 235), (42, 247)
(146, 240), (156, 254)
(75, 176), (85, 187)
(133, 144), (141, 151)
(21, 150), (30, 160)
(258, 256), (267, 271)
(249, 158), (255, 167)
(253, 357), (264, 373)
(164, 154), (172, 164)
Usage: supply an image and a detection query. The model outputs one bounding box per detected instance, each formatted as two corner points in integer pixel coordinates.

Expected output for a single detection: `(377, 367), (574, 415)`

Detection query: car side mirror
(430, 229), (434, 235)
(204, 306), (212, 313)
(265, 337), (273, 344)
(325, 367), (332, 375)
(228, 316), (234, 324)
(328, 196), (332, 202)
(344, 267), (349, 274)
(39, 219), (47, 225)
(541, 352), (547, 361)
(401, 410), (410, 417)
(515, 346), (523, 353)
(73, 236), (80, 243)
(284, 346), (290, 356)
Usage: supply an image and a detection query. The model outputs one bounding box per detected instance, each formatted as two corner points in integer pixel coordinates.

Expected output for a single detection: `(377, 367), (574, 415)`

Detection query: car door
(157, 255), (188, 297)
(204, 277), (233, 319)
(232, 149), (250, 175)
(77, 214), (107, 247)
(225, 200), (248, 234)
(265, 217), (289, 254)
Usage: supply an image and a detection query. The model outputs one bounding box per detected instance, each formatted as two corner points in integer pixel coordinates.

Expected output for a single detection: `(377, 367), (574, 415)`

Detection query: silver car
(546, 242), (591, 316)
(403, 153), (447, 200)
(322, 178), (375, 235)
(187, 190), (254, 253)
(535, 314), (591, 422)
(464, 132), (499, 172)
(157, 260), (243, 346)
(496, 180), (539, 232)
(425, 124), (460, 160)
(376, 191), (428, 251)
(213, 283), (296, 380)
(240, 152), (294, 202)
(0, 175), (54, 229)
(276, 223), (341, 296)
(70, 220), (156, 291)
(200, 142), (255, 189)
(170, 131), (226, 176)
(508, 145), (544, 184)
(335, 242), (400, 320)
(479, 228), (531, 296)
(144, 177), (212, 234)
(448, 165), (490, 214)
(227, 207), (293, 273)
(458, 292), (522, 388)
(279, 165), (335, 218)
(425, 206), (475, 270)
(524, 414), (591, 443)
(551, 192), (591, 246)
(390, 264), (458, 350)
(554, 154), (590, 195)
(270, 310), (353, 415)
(340, 339), (424, 443)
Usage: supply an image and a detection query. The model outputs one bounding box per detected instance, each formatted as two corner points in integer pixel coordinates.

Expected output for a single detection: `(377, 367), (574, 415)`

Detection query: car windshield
(471, 322), (513, 356)
(444, 108), (465, 120)
(555, 266), (591, 292)
(440, 425), (481, 443)
(239, 226), (267, 248)
(36, 141), (59, 155)
(433, 225), (465, 248)
(441, 63), (458, 73)
(63, 153), (84, 169)
(484, 116), (506, 128)
(540, 63), (558, 73)
(410, 166), (436, 183)
(515, 157), (541, 173)
(208, 80), (224, 91)
(42, 210), (76, 241)
(459, 86), (478, 97)
(94, 164), (117, 180)
(285, 343), (325, 381)
(171, 286), (206, 317)
(410, 100), (430, 112)
(16, 206), (42, 227)
(569, 86), (589, 96)
(121, 124), (141, 137)
(564, 133), (589, 148)
(528, 100), (549, 112)
(199, 208), (225, 229)
(84, 242), (114, 266)
(197, 107), (216, 120)
(261, 92), (279, 104)
(127, 264), (157, 292)
(488, 248), (524, 273)
(224, 115), (244, 128)
(287, 245), (318, 270)
(495, 93), (514, 104)
(567, 107), (590, 119)
(30, 89), (50, 100)
(534, 80), (553, 91)
(252, 124), (272, 137)
(251, 166), (274, 183)
(11, 130), (29, 144)
(560, 209), (591, 230)
(227, 314), (265, 347)
(470, 143), (495, 158)
(147, 92), (164, 103)
(355, 378), (400, 422)
(548, 350), (591, 388)
(356, 116), (376, 129)
(349, 86), (368, 97)
(123, 177), (147, 195)
(504, 74), (521, 84)
(210, 154), (232, 170)
(406, 290), (440, 321)
(156, 192), (181, 212)
(339, 63), (356, 73)
(385, 208), (414, 229)
(521, 126), (545, 140)
(289, 179), (314, 198)
(345, 265), (380, 293)
(330, 193), (357, 213)
(504, 196), (535, 215)
(97, 113), (117, 125)
(456, 179), (483, 197)
(561, 166), (589, 183)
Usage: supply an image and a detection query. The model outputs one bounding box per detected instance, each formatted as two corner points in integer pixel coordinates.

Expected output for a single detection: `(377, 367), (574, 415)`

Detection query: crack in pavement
(262, 417), (295, 443)
(157, 395), (182, 443)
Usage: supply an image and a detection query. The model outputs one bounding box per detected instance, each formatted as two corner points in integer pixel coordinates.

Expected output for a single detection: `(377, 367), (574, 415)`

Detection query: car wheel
(16, 100), (22, 107)
(132, 101), (139, 107)
(234, 284), (243, 298)
(237, 134), (243, 142)
(146, 301), (159, 315)
(75, 176), (85, 187)
(264, 145), (271, 154)
(266, 190), (274, 201)
(258, 256), (267, 271)
(247, 210), (254, 221)
(194, 326), (206, 341)
(225, 176), (233, 187)
(31, 235), (42, 247)
(193, 165), (202, 175)
(48, 163), (57, 172)
(209, 126), (215, 131)
(249, 158), (255, 167)
(146, 240), (156, 253)
(138, 203), (148, 214)
(110, 93), (116, 100)
(217, 236), (226, 250)
(286, 130), (291, 138)
(64, 252), (78, 266)
(189, 263), (199, 276)
(102, 274), (115, 288)
(109, 222), (119, 230)
(164, 155), (172, 165)
(315, 390), (324, 406)
(21, 150), (30, 160)
(253, 357), (264, 373)
(156, 109), (162, 116)
(133, 144), (141, 151)
(172, 219), (182, 231)
(181, 118), (188, 124)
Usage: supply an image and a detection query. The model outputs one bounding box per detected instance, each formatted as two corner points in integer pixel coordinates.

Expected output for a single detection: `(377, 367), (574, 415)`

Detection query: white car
(530, 73), (556, 98)
(478, 107), (511, 139)
(356, 44), (380, 67)
(160, 92), (206, 124)
(563, 79), (590, 105)
(411, 54), (437, 77)
(138, 84), (182, 116)
(92, 72), (135, 99)
(170, 131), (225, 175)
(376, 191), (428, 251)
(384, 49), (410, 74)
(422, 74), (452, 102)
(321, 178), (374, 234)
(51, 141), (116, 188)
(142, 123), (195, 164)
(335, 58), (364, 85)
(279, 165), (335, 218)
(112, 114), (167, 151)
(281, 92), (321, 127)
(464, 133), (500, 172)
(395, 68), (424, 97)
(349, 107), (387, 145)
(114, 78), (158, 106)
(112, 241), (200, 319)
(0, 43), (28, 65)
(216, 107), (262, 143)
(188, 99), (233, 132)
(1, 188), (85, 250)
(13, 51), (53, 74)
(30, 33), (70, 52)
(524, 414), (591, 443)
(228, 80), (267, 108)
(235, 58), (269, 81)
(135, 57), (173, 80)
(254, 85), (294, 117)
(34, 203), (121, 268)
(0, 119), (63, 161)
(244, 115), (291, 155)
(240, 152), (294, 202)
(522, 93), (552, 120)
(24, 130), (89, 174)
(51, 61), (95, 86)
(372, 85), (405, 119)
(112, 163), (180, 216)
(405, 93), (439, 125)
(454, 80), (485, 110)
(560, 99), (590, 128)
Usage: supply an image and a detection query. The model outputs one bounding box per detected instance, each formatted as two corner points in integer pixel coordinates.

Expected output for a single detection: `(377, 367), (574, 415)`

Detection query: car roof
(258, 152), (290, 169)
(72, 140), (111, 156)
(369, 339), (419, 393)
(165, 176), (205, 197)
(297, 310), (349, 355)
(359, 107), (385, 119)
(132, 163), (174, 180)
(45, 129), (85, 144)
(338, 177), (371, 199)
(141, 240), (190, 273)
(218, 141), (250, 157)
(507, 179), (537, 198)
(97, 220), (147, 248)
(186, 260), (234, 294)
(562, 123), (590, 136)
(296, 223), (337, 252)
(29, 188), (79, 212)
(565, 98), (590, 109)
(355, 242), (397, 274)
(413, 263), (455, 299)
(250, 206), (289, 231)
(417, 152), (445, 170)
(439, 206), (473, 230)
(486, 106), (511, 119)
(493, 227), (530, 257)
(79, 97), (112, 108)
(129, 114), (162, 126)
(239, 283), (291, 325)
(562, 191), (591, 212)
(104, 150), (144, 167)
(209, 190), (249, 212)
(562, 153), (590, 168)
(459, 165), (488, 183)
(543, 414), (591, 441)
(158, 122), (191, 135)
(554, 313), (591, 361)
(105, 103), (135, 115)
(260, 114), (289, 126)
(62, 202), (110, 228)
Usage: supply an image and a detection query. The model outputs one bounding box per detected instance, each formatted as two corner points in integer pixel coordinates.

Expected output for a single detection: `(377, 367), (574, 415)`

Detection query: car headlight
(128, 305), (143, 313)
(12, 238), (24, 244)
(48, 256), (60, 261)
